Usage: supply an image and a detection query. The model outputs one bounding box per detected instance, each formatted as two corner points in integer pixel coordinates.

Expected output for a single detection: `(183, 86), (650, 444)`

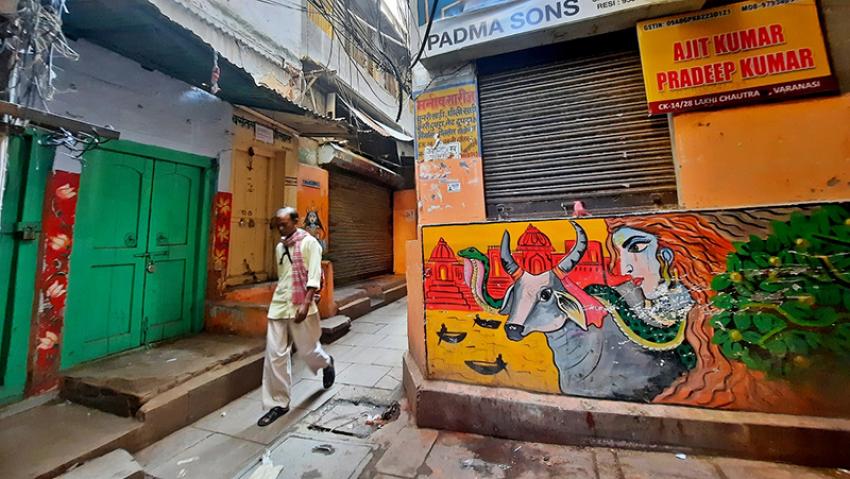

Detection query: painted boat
(437, 323), (467, 344)
(465, 354), (507, 375)
(473, 314), (501, 329)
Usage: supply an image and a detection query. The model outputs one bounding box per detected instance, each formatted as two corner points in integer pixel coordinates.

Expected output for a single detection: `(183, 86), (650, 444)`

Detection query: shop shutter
(477, 34), (677, 219)
(327, 168), (393, 284)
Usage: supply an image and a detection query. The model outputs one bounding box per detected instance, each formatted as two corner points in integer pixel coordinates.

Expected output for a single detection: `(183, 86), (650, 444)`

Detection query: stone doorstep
(402, 353), (850, 469)
(338, 297), (373, 321)
(61, 335), (264, 417)
(320, 315), (352, 344)
(22, 353), (263, 479)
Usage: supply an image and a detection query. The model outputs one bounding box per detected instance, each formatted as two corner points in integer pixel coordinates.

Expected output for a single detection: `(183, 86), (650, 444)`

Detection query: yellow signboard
(637, 0), (835, 115)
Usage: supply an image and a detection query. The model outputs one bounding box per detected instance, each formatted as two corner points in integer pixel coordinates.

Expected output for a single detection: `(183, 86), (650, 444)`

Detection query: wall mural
(422, 204), (850, 416)
(29, 171), (80, 394)
(207, 192), (233, 299)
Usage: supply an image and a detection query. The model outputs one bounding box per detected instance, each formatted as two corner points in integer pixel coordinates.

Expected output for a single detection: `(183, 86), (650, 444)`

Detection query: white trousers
(261, 313), (332, 410)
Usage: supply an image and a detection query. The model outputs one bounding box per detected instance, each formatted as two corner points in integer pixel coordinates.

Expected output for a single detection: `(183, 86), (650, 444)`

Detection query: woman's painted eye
(539, 288), (553, 301)
(627, 241), (649, 253)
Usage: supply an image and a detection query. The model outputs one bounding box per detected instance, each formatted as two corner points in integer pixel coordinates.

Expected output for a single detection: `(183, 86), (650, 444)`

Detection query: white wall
(46, 40), (234, 191)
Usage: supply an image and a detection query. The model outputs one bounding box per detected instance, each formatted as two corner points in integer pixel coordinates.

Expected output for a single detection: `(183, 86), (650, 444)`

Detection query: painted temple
(424, 224), (619, 311)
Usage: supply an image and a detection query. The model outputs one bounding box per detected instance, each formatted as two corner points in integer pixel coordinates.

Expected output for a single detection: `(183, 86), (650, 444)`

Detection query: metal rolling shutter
(327, 168), (393, 285)
(478, 40), (677, 219)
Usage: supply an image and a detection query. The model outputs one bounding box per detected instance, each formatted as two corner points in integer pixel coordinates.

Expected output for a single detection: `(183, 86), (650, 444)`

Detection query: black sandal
(257, 406), (289, 427)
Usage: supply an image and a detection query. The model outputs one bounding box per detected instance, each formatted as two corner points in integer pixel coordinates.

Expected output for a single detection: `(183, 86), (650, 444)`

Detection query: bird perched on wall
(573, 201), (590, 217)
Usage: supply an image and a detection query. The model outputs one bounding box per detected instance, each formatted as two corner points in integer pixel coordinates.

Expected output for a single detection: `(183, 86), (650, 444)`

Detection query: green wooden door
(63, 150), (153, 366)
(63, 143), (211, 368)
(142, 161), (202, 343)
(0, 133), (54, 403)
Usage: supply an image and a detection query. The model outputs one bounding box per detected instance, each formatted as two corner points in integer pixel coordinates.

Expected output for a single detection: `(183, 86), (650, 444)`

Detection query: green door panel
(143, 161), (202, 343)
(63, 150), (152, 367)
(63, 140), (213, 369)
(0, 133), (54, 402)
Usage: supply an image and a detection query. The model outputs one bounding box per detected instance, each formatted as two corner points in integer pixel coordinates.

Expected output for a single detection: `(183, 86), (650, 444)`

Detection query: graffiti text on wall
(415, 82), (485, 224)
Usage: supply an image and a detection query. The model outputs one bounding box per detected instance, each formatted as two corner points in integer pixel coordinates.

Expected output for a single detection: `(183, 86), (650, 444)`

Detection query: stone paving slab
(135, 427), (212, 470)
(375, 426), (439, 478)
(56, 449), (144, 479)
(238, 435), (374, 479)
(616, 449), (721, 479)
(711, 457), (839, 479)
(350, 322), (388, 335)
(147, 432), (264, 479)
(193, 395), (310, 445)
(335, 364), (392, 387)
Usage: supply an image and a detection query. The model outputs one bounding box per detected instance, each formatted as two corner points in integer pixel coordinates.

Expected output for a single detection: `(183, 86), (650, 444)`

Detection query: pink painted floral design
(46, 280), (66, 299)
(36, 331), (59, 351)
(55, 183), (77, 200)
(49, 233), (70, 251)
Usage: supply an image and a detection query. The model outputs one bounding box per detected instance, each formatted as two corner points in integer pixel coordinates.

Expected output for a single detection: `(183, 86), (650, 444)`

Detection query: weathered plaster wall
(47, 40), (233, 189)
(413, 65), (486, 225)
(421, 205), (850, 418)
(406, 239), (427, 372)
(393, 190), (417, 274)
(673, 93), (850, 209)
(821, 0), (850, 93)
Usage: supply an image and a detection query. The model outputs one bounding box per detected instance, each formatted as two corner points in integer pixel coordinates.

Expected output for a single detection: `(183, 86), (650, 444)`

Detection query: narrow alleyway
(133, 298), (846, 479)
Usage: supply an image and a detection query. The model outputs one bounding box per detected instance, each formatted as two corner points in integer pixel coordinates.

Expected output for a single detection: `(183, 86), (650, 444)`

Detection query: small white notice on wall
(447, 181), (461, 193)
(255, 124), (274, 144)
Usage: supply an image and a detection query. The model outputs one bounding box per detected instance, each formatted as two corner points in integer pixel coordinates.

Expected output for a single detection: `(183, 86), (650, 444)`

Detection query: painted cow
(499, 221), (686, 401)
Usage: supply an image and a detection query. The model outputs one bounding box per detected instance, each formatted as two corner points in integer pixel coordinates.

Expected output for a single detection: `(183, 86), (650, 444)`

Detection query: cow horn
(557, 221), (588, 273)
(500, 231), (521, 276)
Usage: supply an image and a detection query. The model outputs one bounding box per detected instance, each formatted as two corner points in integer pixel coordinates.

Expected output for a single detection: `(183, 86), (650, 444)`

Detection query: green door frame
(0, 132), (55, 404)
(95, 140), (217, 334)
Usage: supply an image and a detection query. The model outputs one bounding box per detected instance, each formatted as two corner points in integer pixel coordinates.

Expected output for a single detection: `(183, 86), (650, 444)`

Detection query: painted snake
(457, 246), (696, 368)
(458, 246), (503, 314)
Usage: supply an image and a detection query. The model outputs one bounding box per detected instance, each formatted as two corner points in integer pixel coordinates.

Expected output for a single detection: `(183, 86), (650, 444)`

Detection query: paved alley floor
(136, 298), (847, 479)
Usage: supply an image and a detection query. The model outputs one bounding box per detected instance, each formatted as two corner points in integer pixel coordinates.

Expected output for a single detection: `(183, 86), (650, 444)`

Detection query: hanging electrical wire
(3, 0), (79, 109)
(409, 0), (439, 68)
(251, 0), (413, 124)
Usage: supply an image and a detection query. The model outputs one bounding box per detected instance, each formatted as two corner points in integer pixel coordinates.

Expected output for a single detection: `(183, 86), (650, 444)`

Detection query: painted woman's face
(612, 227), (663, 299)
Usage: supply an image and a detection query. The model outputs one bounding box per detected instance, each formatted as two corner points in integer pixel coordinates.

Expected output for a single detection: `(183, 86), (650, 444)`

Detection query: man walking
(257, 207), (334, 427)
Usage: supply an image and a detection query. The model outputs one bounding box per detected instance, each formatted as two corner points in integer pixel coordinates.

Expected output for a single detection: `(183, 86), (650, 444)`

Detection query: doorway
(62, 141), (213, 368)
(227, 147), (273, 284)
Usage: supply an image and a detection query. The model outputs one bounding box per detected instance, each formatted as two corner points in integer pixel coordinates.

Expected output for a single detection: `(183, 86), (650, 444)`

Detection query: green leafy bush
(709, 205), (850, 377)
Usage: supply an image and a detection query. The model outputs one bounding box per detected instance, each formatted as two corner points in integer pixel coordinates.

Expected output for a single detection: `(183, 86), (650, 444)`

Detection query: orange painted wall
(673, 93), (850, 209)
(296, 165), (329, 250)
(405, 239), (426, 373)
(393, 190), (417, 274)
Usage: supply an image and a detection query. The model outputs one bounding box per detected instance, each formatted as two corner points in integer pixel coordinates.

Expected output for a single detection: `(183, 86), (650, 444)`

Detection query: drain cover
(308, 399), (397, 438)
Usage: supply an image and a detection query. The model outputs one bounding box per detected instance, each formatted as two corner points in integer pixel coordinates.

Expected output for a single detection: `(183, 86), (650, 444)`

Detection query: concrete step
(320, 315), (351, 343)
(0, 401), (143, 479)
(56, 449), (144, 479)
(61, 334), (264, 417)
(0, 350), (265, 478)
(335, 275), (407, 321)
(0, 334), (268, 477)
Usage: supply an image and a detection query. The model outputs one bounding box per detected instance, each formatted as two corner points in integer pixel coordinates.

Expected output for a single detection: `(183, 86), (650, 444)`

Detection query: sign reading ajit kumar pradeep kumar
(636, 0), (835, 115)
